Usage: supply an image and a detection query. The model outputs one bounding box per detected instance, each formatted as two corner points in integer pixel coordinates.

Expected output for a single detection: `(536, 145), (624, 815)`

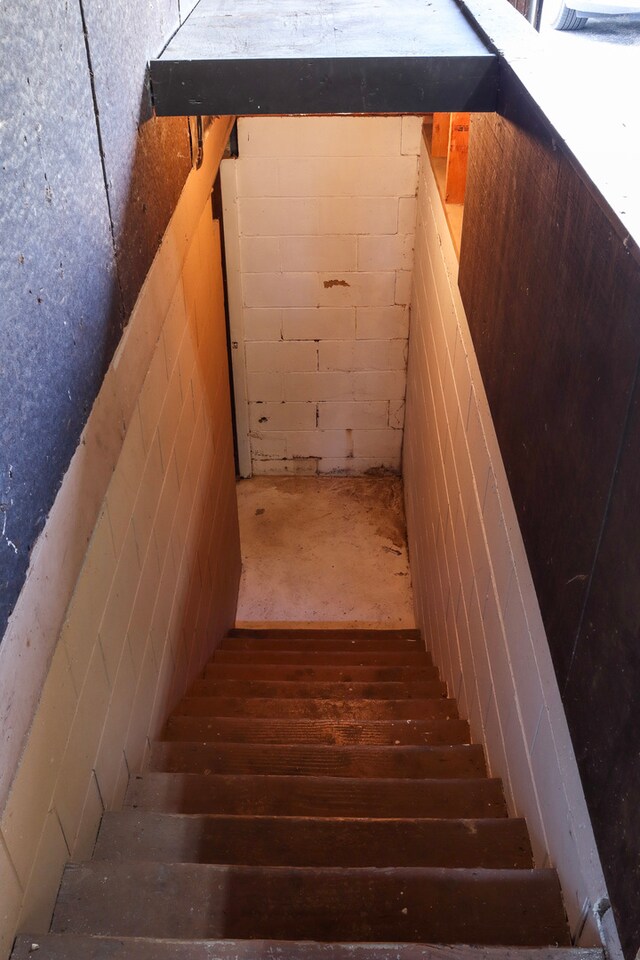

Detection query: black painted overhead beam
(150, 0), (498, 116)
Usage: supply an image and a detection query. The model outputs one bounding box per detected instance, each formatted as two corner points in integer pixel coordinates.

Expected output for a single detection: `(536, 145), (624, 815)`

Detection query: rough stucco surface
(79, 0), (192, 312)
(0, 1), (118, 630)
(0, 1), (193, 638)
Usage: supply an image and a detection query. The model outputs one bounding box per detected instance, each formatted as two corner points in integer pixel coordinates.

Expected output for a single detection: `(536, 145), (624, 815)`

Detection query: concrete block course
(403, 142), (614, 952)
(249, 403), (317, 433)
(356, 306), (410, 340)
(282, 308), (356, 342)
(0, 142), (241, 953)
(245, 342), (318, 373)
(230, 116), (421, 476)
(318, 340), (407, 373)
(237, 116), (405, 158)
(318, 402), (389, 430)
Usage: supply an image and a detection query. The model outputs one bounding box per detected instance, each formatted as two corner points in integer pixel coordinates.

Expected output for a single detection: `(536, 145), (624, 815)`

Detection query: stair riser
(149, 743), (486, 779)
(204, 665), (439, 682)
(213, 652), (432, 666)
(126, 773), (508, 819)
(95, 812), (533, 868)
(219, 640), (425, 652)
(228, 629), (422, 641)
(189, 680), (447, 700)
(162, 717), (471, 746)
(174, 698), (455, 721)
(53, 863), (570, 945)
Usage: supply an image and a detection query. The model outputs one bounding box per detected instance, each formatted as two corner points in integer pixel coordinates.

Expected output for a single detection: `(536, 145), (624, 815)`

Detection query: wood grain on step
(203, 663), (439, 682)
(173, 697), (454, 721)
(162, 716), (471, 746)
(219, 639), (424, 652)
(148, 742), (486, 779)
(125, 773), (508, 818)
(188, 679), (447, 700)
(213, 651), (432, 666)
(228, 628), (422, 641)
(52, 861), (570, 945)
(95, 811), (533, 868)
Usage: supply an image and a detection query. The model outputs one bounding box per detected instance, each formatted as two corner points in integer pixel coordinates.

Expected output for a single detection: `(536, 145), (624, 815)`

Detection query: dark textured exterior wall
(459, 71), (640, 959)
(0, 1), (193, 637)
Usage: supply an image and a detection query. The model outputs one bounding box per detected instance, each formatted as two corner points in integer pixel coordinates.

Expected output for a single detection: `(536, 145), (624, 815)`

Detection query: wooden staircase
(12, 628), (602, 960)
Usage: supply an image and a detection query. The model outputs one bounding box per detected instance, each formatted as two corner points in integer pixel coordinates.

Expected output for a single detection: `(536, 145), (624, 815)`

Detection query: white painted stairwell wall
(403, 133), (621, 957)
(0, 122), (241, 958)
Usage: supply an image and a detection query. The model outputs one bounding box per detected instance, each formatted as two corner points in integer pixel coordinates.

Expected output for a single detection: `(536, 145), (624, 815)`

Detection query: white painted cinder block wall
(403, 132), (621, 957)
(222, 116), (422, 477)
(0, 121), (241, 958)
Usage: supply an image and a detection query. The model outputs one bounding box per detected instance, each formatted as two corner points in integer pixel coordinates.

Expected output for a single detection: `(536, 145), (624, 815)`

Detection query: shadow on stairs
(12, 627), (603, 960)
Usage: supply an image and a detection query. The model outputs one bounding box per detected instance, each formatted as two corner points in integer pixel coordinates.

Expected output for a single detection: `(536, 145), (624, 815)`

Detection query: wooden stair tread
(228, 628), (422, 640)
(12, 936), (604, 960)
(219, 639), (424, 652)
(173, 697), (454, 721)
(95, 811), (533, 868)
(189, 679), (447, 700)
(12, 624), (573, 958)
(163, 716), (471, 745)
(213, 651), (432, 666)
(149, 742), (486, 779)
(52, 861), (570, 945)
(203, 663), (439, 682)
(126, 772), (508, 818)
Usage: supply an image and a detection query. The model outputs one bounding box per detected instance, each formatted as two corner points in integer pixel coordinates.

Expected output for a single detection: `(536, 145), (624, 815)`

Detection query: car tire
(549, 0), (588, 29)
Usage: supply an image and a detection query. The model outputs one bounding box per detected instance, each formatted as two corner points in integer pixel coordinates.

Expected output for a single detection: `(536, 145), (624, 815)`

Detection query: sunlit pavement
(531, 9), (640, 236)
(539, 12), (640, 116)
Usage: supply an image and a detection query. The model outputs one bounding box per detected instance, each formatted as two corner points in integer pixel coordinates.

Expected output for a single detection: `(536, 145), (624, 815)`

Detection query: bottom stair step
(94, 811), (533, 868)
(52, 862), (570, 945)
(13, 938), (604, 960)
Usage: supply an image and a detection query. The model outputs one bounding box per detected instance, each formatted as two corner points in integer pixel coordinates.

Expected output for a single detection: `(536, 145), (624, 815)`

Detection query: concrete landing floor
(235, 477), (415, 628)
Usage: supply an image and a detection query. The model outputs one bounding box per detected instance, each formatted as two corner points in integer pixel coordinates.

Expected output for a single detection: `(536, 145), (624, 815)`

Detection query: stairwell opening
(0, 112), (619, 960)
(215, 114), (611, 954)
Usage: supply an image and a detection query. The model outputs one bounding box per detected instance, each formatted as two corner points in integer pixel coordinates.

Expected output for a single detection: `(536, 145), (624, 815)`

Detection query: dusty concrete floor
(235, 477), (415, 627)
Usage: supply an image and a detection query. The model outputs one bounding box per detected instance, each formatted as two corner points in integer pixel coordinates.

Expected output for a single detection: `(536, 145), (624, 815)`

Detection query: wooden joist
(446, 112), (471, 204)
(432, 113), (451, 157)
